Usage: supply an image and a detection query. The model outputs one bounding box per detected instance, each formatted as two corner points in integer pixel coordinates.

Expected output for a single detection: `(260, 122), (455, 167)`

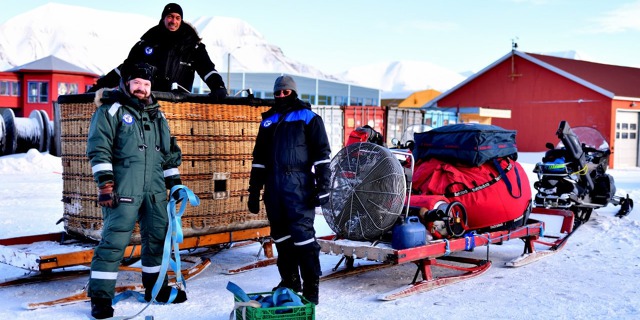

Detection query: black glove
(248, 190), (261, 214)
(312, 189), (330, 207)
(98, 182), (118, 208)
(209, 88), (228, 101)
(171, 189), (184, 204)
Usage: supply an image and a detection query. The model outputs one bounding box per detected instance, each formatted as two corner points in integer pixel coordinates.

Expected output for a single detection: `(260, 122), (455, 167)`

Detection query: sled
(25, 257), (212, 309)
(0, 227), (275, 286)
(319, 207), (574, 300)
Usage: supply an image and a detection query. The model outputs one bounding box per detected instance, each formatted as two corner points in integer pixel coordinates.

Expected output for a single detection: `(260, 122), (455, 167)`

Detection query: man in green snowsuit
(86, 63), (185, 319)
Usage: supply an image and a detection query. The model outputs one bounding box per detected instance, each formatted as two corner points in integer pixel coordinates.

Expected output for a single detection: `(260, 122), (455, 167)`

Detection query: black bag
(413, 123), (518, 166)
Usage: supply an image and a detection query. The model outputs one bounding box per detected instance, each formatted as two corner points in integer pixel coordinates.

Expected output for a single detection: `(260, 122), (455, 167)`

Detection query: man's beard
(132, 89), (149, 99)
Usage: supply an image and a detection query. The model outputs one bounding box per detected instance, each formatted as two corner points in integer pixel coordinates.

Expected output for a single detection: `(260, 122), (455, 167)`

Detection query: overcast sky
(2, 0), (640, 74)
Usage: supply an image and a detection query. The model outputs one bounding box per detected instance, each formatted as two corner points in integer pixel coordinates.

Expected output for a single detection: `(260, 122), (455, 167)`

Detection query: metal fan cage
(322, 142), (406, 241)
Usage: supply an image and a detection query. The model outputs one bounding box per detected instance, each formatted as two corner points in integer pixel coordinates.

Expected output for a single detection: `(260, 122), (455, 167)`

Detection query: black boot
(90, 297), (114, 319)
(272, 273), (302, 292)
(298, 242), (321, 305)
(302, 278), (319, 305)
(142, 272), (187, 303)
(274, 241), (302, 292)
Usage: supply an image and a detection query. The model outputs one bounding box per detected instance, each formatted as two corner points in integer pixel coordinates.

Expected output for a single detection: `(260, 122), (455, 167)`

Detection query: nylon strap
(444, 160), (514, 197)
(109, 185), (200, 320)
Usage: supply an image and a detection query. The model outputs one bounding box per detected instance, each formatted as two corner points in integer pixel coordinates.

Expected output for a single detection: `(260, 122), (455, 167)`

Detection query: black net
(322, 142), (406, 241)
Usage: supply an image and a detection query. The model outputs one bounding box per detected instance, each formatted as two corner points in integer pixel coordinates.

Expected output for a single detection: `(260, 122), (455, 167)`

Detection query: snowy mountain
(0, 3), (594, 99)
(0, 3), (337, 81)
(340, 60), (467, 99)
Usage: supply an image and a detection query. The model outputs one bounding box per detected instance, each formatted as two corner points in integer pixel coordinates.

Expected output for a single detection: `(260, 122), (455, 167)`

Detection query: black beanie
(161, 3), (183, 19)
(123, 63), (156, 86)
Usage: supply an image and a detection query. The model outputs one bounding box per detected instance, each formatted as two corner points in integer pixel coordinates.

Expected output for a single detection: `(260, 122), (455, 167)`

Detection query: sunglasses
(274, 89), (292, 97)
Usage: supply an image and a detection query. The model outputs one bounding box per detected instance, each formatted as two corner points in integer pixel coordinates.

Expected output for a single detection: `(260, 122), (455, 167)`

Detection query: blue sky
(2, 0), (640, 74)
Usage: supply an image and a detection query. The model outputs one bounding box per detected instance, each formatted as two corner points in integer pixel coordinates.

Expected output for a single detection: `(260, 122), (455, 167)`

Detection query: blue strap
(493, 158), (522, 199)
(227, 281), (251, 302)
(443, 239), (451, 256)
(464, 234), (476, 251)
(150, 185), (200, 303)
(112, 185), (199, 310)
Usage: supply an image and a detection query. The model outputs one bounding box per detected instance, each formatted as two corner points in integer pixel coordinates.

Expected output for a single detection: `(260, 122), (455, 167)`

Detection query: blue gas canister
(392, 216), (427, 249)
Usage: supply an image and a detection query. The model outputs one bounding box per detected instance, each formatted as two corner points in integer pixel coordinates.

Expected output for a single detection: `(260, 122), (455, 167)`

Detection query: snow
(1, 150), (639, 319)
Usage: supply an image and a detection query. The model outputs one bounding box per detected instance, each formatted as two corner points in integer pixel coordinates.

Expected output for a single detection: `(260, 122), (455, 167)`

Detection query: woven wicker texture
(60, 99), (271, 243)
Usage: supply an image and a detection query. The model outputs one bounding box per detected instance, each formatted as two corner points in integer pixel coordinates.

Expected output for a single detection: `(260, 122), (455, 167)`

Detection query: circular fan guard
(322, 142), (406, 241)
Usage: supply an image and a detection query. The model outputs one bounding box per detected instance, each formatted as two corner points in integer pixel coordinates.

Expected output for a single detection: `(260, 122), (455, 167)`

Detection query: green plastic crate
(233, 291), (315, 320)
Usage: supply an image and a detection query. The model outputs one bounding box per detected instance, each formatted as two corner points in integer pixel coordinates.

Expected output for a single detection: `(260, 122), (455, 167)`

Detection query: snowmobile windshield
(556, 126), (609, 151)
(400, 124), (433, 144)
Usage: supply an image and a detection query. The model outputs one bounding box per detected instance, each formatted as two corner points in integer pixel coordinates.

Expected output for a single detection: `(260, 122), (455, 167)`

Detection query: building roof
(399, 89), (441, 108)
(425, 50), (640, 108)
(528, 53), (640, 99)
(6, 55), (97, 75)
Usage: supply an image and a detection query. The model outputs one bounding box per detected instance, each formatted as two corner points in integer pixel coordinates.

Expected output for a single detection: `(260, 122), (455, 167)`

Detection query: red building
(0, 55), (98, 118)
(426, 50), (640, 168)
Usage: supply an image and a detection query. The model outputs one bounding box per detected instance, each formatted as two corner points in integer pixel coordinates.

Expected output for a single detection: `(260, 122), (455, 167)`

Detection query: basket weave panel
(60, 100), (270, 242)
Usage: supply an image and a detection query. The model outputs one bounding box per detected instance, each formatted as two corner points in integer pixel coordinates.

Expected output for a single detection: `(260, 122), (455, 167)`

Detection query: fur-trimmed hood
(94, 88), (156, 110)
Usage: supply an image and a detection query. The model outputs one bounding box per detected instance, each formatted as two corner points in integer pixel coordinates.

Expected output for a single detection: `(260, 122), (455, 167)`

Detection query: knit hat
(273, 75), (297, 93)
(122, 63), (156, 86)
(161, 3), (183, 19)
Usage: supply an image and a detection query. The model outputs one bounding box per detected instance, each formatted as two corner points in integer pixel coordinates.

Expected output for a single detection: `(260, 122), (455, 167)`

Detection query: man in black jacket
(247, 75), (331, 305)
(88, 3), (227, 100)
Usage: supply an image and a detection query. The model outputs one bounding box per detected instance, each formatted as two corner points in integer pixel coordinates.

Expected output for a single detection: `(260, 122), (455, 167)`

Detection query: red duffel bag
(412, 157), (531, 231)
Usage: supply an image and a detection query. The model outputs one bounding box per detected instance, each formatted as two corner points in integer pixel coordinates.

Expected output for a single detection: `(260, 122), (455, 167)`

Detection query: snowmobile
(533, 120), (633, 226)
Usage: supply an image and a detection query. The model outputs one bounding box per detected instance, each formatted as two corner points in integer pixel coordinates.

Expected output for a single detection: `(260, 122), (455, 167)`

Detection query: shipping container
(343, 106), (386, 146)
(385, 107), (424, 145)
(424, 109), (458, 128)
(311, 105), (344, 157)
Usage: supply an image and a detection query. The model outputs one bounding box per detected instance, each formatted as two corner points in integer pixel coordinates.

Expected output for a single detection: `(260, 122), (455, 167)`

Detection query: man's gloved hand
(98, 182), (118, 208)
(171, 189), (184, 204)
(210, 88), (228, 102)
(247, 190), (261, 214)
(312, 189), (330, 207)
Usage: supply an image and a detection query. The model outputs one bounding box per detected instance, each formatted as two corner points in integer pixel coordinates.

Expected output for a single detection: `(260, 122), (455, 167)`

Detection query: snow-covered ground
(0, 150), (639, 319)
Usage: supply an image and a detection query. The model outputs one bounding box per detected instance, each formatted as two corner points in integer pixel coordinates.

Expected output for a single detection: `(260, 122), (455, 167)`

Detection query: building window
(28, 81), (49, 103)
(11, 82), (19, 96)
(334, 96), (348, 106)
(350, 97), (364, 106)
(58, 82), (78, 95)
(300, 94), (315, 104)
(317, 95), (332, 105)
(0, 80), (20, 96)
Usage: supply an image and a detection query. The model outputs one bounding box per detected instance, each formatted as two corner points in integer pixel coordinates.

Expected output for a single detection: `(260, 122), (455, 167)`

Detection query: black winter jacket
(90, 23), (224, 92)
(250, 99), (332, 193)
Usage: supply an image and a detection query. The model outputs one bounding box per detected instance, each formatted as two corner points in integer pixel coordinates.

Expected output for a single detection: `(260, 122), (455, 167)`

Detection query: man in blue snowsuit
(86, 63), (185, 319)
(247, 75), (332, 305)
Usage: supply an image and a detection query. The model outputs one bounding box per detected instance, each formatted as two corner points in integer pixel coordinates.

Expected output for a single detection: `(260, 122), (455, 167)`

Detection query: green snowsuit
(86, 88), (182, 299)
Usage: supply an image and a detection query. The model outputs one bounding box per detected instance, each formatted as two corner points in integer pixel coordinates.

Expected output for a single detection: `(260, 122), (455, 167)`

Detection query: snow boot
(142, 272), (187, 303)
(302, 278), (319, 305)
(90, 297), (114, 319)
(274, 241), (302, 292)
(298, 241), (322, 305)
(272, 273), (302, 293)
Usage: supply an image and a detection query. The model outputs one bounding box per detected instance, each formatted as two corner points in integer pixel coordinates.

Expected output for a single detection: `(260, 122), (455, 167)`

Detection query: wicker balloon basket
(56, 92), (272, 244)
